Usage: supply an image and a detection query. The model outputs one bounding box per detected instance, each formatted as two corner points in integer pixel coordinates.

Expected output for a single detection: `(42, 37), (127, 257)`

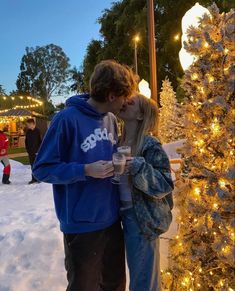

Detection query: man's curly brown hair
(89, 60), (137, 103)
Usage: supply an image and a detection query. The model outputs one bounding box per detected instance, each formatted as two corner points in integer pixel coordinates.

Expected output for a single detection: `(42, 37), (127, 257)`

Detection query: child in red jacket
(0, 130), (11, 184)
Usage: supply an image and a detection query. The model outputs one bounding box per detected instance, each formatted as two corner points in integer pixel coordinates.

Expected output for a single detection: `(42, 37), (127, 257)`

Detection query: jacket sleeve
(33, 114), (86, 184)
(36, 128), (42, 152)
(4, 134), (9, 150)
(25, 133), (29, 152)
(129, 142), (174, 199)
(38, 128), (42, 145)
(0, 134), (9, 155)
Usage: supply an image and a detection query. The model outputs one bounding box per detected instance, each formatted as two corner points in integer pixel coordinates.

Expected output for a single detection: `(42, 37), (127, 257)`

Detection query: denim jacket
(129, 135), (174, 240)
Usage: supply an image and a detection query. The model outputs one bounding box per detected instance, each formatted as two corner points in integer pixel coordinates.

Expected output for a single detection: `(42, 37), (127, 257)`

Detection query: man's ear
(108, 93), (116, 102)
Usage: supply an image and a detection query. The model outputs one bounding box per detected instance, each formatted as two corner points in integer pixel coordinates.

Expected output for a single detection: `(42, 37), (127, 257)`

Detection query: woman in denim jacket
(118, 94), (174, 291)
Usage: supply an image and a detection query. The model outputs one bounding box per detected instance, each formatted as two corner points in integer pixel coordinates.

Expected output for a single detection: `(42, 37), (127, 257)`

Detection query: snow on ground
(0, 160), (66, 291)
(0, 141), (184, 291)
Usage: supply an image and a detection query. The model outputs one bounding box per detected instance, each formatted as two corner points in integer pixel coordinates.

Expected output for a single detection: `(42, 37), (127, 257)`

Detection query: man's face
(107, 94), (127, 114)
(26, 122), (35, 130)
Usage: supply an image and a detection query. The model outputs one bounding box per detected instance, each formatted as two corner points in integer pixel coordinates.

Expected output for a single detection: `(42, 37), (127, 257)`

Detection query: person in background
(18, 125), (25, 136)
(118, 94), (174, 291)
(33, 60), (136, 291)
(25, 118), (42, 184)
(0, 130), (11, 184)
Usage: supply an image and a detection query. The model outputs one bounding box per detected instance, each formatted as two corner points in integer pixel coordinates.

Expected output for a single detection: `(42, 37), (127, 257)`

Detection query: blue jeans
(121, 208), (161, 291)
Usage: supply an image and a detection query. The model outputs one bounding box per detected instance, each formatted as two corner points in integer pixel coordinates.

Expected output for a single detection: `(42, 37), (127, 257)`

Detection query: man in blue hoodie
(33, 60), (136, 291)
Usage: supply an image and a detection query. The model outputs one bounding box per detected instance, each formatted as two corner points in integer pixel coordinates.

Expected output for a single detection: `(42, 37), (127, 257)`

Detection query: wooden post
(147, 0), (158, 102)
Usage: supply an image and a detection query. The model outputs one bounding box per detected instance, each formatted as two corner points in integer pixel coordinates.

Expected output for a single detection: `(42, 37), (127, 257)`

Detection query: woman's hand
(125, 157), (134, 173)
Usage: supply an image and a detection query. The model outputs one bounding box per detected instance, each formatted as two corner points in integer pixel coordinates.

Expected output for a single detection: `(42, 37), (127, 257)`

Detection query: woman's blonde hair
(121, 94), (159, 156)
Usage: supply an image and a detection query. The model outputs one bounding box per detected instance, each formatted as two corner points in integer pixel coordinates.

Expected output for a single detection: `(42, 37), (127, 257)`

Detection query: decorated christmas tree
(159, 77), (185, 143)
(163, 4), (235, 290)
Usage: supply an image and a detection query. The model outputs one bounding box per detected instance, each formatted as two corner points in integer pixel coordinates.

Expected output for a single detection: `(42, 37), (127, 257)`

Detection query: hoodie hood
(66, 94), (106, 119)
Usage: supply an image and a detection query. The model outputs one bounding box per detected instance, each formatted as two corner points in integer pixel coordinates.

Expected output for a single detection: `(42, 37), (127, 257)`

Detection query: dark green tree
(0, 85), (6, 96)
(55, 102), (65, 111)
(69, 67), (87, 93)
(82, 40), (104, 89)
(98, 0), (149, 78)
(81, 0), (233, 99)
(16, 44), (70, 101)
(41, 100), (56, 116)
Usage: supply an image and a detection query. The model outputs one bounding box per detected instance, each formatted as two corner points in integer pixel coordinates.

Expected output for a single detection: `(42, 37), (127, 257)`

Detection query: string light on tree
(158, 77), (185, 143)
(162, 3), (235, 290)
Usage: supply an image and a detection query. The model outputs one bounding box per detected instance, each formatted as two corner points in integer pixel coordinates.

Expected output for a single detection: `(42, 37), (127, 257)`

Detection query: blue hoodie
(33, 94), (119, 234)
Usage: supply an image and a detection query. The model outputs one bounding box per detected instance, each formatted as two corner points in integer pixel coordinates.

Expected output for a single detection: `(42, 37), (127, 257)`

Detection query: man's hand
(85, 160), (114, 178)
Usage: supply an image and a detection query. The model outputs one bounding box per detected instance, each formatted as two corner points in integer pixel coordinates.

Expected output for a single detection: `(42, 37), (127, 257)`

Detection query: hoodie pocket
(72, 181), (113, 223)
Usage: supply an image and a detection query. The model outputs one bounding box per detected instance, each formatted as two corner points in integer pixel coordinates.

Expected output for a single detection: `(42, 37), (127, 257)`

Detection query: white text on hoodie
(81, 128), (116, 152)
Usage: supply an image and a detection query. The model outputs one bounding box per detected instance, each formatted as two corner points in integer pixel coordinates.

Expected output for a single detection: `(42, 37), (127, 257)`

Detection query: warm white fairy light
(213, 203), (218, 209)
(219, 280), (224, 287)
(219, 179), (226, 188)
(0, 95), (43, 115)
(208, 75), (214, 82)
(191, 73), (199, 80)
(174, 34), (180, 41)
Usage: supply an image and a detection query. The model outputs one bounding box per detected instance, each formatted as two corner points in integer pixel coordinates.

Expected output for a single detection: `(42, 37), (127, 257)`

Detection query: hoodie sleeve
(33, 113), (86, 184)
(129, 141), (174, 199)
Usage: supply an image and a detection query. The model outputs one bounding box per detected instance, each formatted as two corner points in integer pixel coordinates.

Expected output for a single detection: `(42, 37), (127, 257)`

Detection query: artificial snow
(0, 160), (66, 291)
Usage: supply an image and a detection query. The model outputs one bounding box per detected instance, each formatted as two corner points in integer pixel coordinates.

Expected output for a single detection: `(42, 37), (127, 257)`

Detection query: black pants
(28, 153), (37, 181)
(63, 221), (126, 291)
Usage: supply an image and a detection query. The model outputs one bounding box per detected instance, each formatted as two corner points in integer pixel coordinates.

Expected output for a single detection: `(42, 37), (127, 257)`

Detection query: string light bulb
(208, 75), (214, 82)
(192, 73), (198, 80)
(174, 34), (180, 41)
(211, 120), (220, 134)
(194, 187), (201, 196)
(219, 179), (226, 188)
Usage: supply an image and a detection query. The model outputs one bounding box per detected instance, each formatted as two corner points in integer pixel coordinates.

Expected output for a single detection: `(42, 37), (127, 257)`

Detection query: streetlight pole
(133, 35), (140, 75)
(147, 0), (157, 102)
